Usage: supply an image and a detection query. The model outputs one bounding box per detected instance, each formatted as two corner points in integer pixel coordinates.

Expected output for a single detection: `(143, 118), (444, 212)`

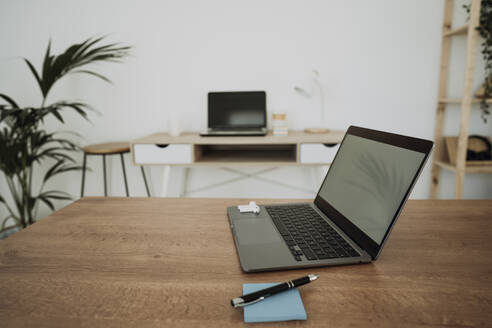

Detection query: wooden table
(1, 198), (491, 327)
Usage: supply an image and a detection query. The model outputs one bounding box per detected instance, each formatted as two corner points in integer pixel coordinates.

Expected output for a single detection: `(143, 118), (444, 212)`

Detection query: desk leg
(321, 165), (329, 178)
(311, 167), (320, 191)
(311, 165), (329, 191)
(161, 165), (171, 197)
(318, 165), (329, 182)
(179, 167), (189, 197)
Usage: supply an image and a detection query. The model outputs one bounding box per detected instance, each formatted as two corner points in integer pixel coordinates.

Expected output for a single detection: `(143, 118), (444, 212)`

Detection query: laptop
(227, 126), (433, 272)
(200, 91), (267, 136)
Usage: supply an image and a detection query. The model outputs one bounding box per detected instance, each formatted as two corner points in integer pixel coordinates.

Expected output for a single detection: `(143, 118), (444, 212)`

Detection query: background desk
(131, 131), (344, 196)
(1, 198), (491, 327)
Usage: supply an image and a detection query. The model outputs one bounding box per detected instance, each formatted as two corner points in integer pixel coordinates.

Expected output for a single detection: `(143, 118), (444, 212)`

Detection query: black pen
(231, 274), (319, 308)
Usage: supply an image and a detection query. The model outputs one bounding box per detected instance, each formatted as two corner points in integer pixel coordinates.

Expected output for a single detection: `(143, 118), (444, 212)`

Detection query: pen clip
(235, 296), (265, 308)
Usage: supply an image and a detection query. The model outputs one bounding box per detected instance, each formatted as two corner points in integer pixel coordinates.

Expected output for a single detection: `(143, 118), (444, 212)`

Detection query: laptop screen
(314, 127), (432, 259)
(208, 91), (266, 129)
(318, 134), (426, 244)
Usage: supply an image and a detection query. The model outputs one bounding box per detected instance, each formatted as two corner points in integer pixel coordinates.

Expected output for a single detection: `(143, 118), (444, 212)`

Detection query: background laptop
(200, 91), (267, 136)
(228, 126), (433, 272)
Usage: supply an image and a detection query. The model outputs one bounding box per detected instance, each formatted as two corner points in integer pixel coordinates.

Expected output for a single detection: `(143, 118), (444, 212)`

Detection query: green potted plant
(0, 36), (130, 234)
(465, 1), (492, 122)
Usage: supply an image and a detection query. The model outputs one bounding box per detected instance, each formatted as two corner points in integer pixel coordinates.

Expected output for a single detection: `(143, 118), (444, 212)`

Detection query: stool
(80, 142), (151, 197)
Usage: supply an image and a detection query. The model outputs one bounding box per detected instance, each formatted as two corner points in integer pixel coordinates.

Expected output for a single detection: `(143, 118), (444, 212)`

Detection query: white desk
(131, 131), (344, 196)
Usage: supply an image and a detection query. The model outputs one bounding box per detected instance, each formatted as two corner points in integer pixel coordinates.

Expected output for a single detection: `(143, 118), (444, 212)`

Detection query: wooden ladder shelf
(430, 0), (491, 199)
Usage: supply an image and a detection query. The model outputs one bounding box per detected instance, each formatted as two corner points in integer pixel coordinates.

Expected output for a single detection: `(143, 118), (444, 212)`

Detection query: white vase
(168, 119), (181, 137)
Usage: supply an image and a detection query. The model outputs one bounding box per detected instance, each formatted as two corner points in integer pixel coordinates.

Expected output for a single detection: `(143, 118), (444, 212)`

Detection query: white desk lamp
(294, 70), (329, 133)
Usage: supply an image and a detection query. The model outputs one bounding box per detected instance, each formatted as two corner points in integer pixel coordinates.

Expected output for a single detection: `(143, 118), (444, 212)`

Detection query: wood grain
(1, 198), (491, 327)
(455, 0), (482, 199)
(443, 24), (468, 37)
(83, 142), (130, 155)
(430, 0), (487, 199)
(130, 131), (344, 167)
(445, 136), (492, 166)
(430, 0), (453, 199)
(435, 160), (492, 173)
(438, 98), (492, 104)
(131, 130), (345, 145)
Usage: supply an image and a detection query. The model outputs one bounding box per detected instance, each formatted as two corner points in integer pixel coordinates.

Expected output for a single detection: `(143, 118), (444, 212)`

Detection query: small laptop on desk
(200, 91), (267, 136)
(228, 126), (433, 272)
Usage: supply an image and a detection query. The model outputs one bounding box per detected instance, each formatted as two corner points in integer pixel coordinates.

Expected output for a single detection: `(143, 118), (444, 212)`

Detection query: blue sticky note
(242, 283), (307, 323)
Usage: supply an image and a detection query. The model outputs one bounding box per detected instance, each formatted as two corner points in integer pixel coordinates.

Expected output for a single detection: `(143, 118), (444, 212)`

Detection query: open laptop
(200, 91), (267, 136)
(227, 126), (433, 272)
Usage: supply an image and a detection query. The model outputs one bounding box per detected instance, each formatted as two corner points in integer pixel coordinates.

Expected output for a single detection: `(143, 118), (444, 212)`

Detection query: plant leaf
(43, 161), (83, 183)
(38, 197), (55, 211)
(0, 94), (20, 108)
(43, 160), (64, 183)
(34, 36), (131, 100)
(23, 58), (44, 97)
(72, 36), (106, 60)
(72, 70), (112, 83)
(49, 107), (64, 123)
(37, 190), (73, 212)
(42, 39), (52, 85)
(39, 190), (72, 201)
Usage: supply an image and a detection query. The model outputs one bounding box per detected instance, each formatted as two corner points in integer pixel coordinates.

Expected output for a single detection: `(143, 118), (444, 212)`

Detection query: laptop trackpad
(235, 219), (281, 245)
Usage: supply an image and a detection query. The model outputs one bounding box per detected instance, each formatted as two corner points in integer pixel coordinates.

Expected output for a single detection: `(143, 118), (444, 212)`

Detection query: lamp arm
(313, 78), (325, 127)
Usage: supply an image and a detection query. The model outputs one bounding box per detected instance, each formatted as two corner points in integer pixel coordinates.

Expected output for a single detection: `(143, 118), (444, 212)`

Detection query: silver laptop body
(228, 126), (433, 272)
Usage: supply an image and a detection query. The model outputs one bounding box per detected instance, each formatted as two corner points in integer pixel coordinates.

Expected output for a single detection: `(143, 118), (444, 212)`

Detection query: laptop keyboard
(265, 204), (360, 261)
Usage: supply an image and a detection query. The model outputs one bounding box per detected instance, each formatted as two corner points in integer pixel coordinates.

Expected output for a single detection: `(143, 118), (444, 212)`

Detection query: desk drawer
(133, 144), (192, 164)
(300, 143), (340, 164)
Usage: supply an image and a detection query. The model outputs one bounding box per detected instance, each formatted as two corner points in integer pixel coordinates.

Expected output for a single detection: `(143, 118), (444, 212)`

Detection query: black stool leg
(120, 153), (129, 197)
(80, 153), (87, 197)
(141, 166), (151, 197)
(103, 154), (107, 197)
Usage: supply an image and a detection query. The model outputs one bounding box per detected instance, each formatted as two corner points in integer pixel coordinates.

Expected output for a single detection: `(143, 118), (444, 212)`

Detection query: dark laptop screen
(208, 91), (266, 129)
(317, 133), (426, 245)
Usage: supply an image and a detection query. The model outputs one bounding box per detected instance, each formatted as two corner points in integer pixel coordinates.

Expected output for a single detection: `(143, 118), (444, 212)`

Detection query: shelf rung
(434, 160), (492, 173)
(438, 98), (492, 104)
(443, 24), (469, 37)
(434, 160), (456, 172)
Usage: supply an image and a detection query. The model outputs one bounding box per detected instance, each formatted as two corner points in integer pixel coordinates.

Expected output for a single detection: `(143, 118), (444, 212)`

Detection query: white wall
(1, 0), (491, 226)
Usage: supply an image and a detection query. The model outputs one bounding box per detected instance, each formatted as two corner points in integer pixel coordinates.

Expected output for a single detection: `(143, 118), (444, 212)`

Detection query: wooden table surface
(132, 130), (345, 145)
(0, 198), (491, 327)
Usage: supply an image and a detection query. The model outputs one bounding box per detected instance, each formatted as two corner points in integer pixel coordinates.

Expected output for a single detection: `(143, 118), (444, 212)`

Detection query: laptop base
(200, 129), (267, 137)
(228, 203), (371, 273)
